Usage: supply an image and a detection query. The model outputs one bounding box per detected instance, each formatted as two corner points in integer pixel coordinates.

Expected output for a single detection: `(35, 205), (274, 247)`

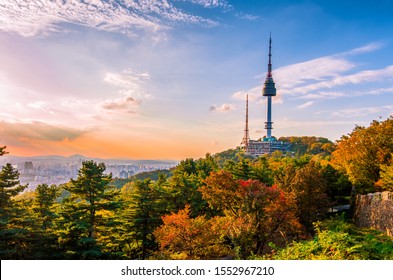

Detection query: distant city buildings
(0, 156), (177, 190)
(241, 35), (291, 156)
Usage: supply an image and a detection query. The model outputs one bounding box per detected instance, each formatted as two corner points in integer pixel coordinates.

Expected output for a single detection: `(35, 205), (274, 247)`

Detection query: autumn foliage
(154, 205), (231, 259)
(5, 118), (393, 259)
(202, 171), (301, 257)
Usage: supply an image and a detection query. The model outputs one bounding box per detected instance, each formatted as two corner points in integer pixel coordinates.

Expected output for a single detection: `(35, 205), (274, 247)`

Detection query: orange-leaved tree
(331, 117), (393, 193)
(153, 205), (232, 259)
(201, 170), (300, 258)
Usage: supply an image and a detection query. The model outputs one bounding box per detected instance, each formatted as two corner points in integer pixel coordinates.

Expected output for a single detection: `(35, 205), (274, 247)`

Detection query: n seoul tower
(262, 35), (276, 140)
(240, 35), (291, 156)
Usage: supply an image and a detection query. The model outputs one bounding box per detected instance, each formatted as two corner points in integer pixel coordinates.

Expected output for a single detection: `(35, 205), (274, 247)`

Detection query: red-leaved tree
(201, 170), (300, 258)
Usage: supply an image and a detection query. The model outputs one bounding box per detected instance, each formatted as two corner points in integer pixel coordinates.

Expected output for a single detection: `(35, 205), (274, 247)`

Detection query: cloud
(274, 56), (355, 92)
(104, 69), (150, 89)
(230, 44), (377, 105)
(340, 41), (385, 56)
(297, 101), (314, 109)
(288, 65), (393, 96)
(232, 87), (261, 102)
(98, 96), (140, 114)
(326, 65), (393, 86)
(210, 103), (236, 113)
(273, 42), (385, 95)
(331, 105), (393, 118)
(297, 91), (348, 100)
(369, 87), (393, 95)
(0, 120), (88, 145)
(231, 85), (283, 105)
(241, 42), (391, 104)
(0, 0), (223, 37)
(61, 99), (91, 109)
(228, 41), (391, 118)
(103, 68), (152, 109)
(234, 12), (261, 21)
(27, 101), (47, 110)
(183, 0), (232, 9)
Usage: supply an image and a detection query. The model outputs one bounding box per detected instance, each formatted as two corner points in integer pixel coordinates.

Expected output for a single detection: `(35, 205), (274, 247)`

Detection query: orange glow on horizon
(2, 132), (231, 160)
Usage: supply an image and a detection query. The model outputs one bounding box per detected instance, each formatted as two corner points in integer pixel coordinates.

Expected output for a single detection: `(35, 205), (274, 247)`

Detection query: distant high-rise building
(24, 161), (34, 170)
(241, 35), (291, 156)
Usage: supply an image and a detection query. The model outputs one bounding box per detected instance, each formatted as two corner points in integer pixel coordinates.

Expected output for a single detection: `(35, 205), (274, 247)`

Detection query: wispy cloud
(98, 96), (140, 114)
(331, 105), (393, 118)
(0, 0), (222, 37)
(231, 86), (283, 104)
(297, 101), (314, 109)
(180, 0), (232, 9)
(0, 120), (88, 145)
(99, 68), (152, 114)
(27, 101), (46, 110)
(340, 41), (385, 56)
(104, 68), (152, 102)
(297, 91), (348, 100)
(230, 47), (359, 105)
(289, 65), (393, 96)
(232, 87), (261, 102)
(255, 42), (390, 102)
(234, 12), (261, 21)
(210, 103), (236, 113)
(369, 87), (393, 95)
(274, 56), (355, 92)
(104, 69), (150, 91)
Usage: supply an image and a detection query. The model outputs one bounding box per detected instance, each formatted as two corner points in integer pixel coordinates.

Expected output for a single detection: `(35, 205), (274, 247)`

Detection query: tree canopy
(331, 117), (393, 193)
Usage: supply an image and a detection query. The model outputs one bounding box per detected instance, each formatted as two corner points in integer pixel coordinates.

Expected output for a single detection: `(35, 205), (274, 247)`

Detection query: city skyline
(1, 0), (393, 160)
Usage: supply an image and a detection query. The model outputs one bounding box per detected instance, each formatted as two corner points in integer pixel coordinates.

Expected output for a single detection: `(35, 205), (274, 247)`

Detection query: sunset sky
(1, 0), (393, 160)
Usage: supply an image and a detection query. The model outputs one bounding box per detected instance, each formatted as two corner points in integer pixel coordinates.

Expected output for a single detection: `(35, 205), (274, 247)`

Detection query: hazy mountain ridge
(0, 154), (178, 166)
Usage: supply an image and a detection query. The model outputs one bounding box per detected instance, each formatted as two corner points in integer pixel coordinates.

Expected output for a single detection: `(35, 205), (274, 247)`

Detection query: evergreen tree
(164, 156), (218, 218)
(0, 164), (28, 210)
(127, 179), (162, 259)
(33, 184), (59, 230)
(228, 159), (253, 180)
(55, 161), (119, 259)
(251, 157), (274, 185)
(0, 163), (28, 259)
(0, 146), (7, 156)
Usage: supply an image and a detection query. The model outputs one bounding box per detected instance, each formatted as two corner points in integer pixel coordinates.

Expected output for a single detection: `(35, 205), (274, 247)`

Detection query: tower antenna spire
(268, 33), (272, 77)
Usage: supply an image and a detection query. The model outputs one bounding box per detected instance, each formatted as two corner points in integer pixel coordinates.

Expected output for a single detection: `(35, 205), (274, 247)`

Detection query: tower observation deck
(241, 35), (291, 156)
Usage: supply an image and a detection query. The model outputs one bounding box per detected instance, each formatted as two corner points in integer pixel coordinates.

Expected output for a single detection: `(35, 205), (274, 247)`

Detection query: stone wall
(353, 191), (393, 236)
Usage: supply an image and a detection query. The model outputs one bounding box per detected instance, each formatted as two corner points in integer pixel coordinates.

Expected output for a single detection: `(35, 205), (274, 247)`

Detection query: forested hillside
(0, 117), (392, 260)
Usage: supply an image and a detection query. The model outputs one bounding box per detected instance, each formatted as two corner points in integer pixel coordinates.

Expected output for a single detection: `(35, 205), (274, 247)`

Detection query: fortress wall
(353, 191), (393, 236)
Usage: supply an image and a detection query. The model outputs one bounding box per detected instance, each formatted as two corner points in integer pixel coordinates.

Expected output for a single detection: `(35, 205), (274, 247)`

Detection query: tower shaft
(265, 96), (273, 138)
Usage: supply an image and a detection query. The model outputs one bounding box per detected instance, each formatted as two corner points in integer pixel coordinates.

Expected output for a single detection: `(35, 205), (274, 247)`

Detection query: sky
(0, 0), (393, 160)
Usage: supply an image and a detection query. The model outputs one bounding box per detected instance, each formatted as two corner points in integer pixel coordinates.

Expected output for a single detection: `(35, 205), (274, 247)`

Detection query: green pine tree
(55, 161), (119, 259)
(0, 163), (28, 259)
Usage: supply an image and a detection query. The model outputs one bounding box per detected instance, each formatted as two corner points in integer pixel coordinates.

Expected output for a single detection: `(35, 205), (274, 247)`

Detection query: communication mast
(241, 94), (250, 148)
